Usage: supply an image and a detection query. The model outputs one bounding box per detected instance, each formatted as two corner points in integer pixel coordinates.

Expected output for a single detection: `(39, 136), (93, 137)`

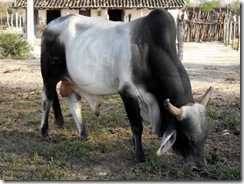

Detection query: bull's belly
(72, 78), (118, 95)
(65, 71), (119, 114)
(70, 70), (118, 96)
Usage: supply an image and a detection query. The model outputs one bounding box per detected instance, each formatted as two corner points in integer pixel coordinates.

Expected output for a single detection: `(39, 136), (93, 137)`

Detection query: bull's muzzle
(184, 159), (207, 172)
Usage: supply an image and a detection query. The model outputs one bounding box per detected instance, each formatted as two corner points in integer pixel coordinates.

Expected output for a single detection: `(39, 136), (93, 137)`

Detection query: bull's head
(157, 87), (212, 171)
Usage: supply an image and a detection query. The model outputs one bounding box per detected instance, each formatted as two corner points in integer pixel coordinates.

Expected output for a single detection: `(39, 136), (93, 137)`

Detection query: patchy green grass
(207, 163), (240, 180)
(208, 104), (240, 132)
(222, 108), (240, 130)
(0, 88), (241, 180)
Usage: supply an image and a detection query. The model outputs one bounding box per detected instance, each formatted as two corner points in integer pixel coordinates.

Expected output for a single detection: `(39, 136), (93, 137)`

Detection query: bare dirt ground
(183, 42), (240, 107)
(0, 41), (241, 180)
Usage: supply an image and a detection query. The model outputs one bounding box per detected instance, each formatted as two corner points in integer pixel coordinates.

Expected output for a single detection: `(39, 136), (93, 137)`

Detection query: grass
(207, 164), (240, 180)
(207, 105), (240, 130)
(0, 88), (241, 180)
(222, 108), (240, 130)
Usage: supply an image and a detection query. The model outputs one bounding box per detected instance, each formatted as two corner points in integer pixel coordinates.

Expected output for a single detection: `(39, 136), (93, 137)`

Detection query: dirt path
(183, 42), (240, 106)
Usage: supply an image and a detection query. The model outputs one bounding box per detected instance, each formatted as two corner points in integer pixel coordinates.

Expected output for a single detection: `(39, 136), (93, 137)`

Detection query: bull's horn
(200, 86), (212, 108)
(164, 99), (182, 120)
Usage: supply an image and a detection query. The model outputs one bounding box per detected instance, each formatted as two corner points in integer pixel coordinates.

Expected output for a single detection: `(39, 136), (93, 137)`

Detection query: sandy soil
(183, 42), (240, 107)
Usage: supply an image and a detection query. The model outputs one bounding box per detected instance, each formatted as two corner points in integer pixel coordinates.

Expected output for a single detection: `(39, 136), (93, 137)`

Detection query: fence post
(232, 14), (236, 49)
(15, 11), (18, 29)
(177, 11), (184, 62)
(237, 16), (240, 51)
(223, 12), (229, 45)
(10, 12), (13, 28)
(19, 14), (22, 28)
(6, 11), (9, 27)
(194, 13), (200, 42)
(228, 15), (232, 45)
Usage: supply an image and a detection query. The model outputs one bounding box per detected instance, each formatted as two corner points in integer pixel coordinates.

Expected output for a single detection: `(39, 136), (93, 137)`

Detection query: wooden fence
(183, 7), (240, 51)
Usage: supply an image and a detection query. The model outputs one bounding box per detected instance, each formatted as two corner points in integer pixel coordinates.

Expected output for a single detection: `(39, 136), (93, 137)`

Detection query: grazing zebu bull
(40, 9), (212, 171)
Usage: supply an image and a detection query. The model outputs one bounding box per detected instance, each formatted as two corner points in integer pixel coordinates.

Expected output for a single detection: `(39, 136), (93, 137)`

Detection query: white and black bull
(40, 9), (212, 171)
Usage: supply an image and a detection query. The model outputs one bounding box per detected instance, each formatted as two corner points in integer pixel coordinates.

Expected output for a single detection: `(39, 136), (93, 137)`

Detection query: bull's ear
(157, 130), (177, 156)
(200, 86), (212, 108)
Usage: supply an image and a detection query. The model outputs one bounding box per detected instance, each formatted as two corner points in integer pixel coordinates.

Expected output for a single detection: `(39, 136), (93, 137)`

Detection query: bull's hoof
(42, 130), (49, 138)
(80, 135), (92, 141)
(43, 134), (52, 141)
(54, 122), (64, 129)
(135, 156), (146, 165)
(54, 117), (64, 128)
(135, 161), (147, 167)
(135, 154), (146, 164)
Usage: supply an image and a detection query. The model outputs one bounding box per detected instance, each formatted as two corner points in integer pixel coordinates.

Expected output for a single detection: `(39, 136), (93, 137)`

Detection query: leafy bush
(0, 31), (33, 59)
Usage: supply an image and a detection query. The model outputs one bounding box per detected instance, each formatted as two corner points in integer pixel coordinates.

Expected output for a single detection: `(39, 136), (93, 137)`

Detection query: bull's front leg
(119, 88), (145, 164)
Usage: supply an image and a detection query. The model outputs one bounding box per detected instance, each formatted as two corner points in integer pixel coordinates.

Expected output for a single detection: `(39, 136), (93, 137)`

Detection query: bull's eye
(185, 132), (192, 141)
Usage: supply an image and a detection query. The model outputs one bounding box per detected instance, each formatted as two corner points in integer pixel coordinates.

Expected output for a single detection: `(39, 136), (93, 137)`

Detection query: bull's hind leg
(66, 92), (91, 140)
(41, 80), (58, 138)
(52, 91), (64, 128)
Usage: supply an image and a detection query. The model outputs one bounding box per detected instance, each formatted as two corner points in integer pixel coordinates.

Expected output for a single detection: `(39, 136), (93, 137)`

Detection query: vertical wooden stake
(177, 14), (184, 62)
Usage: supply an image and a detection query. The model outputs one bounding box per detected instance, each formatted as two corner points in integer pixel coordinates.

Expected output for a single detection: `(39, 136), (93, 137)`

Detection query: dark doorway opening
(108, 9), (124, 21)
(79, 9), (91, 17)
(46, 10), (61, 24)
